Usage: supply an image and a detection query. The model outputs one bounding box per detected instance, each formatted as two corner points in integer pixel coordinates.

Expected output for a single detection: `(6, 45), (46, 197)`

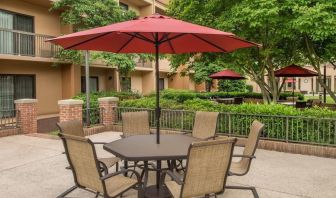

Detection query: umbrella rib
(117, 33), (136, 53)
(159, 33), (187, 44)
(124, 32), (155, 44)
(64, 32), (111, 50)
(191, 33), (228, 52)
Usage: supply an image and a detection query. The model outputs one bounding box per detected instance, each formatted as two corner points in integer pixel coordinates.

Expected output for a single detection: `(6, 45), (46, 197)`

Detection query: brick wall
(15, 99), (38, 134)
(58, 99), (83, 123)
(98, 97), (119, 126)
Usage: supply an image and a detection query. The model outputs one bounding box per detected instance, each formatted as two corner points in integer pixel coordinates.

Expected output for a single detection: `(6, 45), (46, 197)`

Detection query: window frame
(0, 9), (35, 33)
(81, 76), (99, 93)
(0, 74), (36, 99)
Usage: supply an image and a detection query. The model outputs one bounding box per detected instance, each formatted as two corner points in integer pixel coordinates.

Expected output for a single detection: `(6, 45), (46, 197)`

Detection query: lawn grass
(49, 130), (59, 136)
(305, 95), (335, 104)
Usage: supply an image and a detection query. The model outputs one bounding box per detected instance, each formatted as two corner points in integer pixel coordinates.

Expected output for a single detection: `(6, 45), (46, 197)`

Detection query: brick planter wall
(58, 99), (83, 123)
(15, 99), (38, 134)
(98, 97), (119, 126)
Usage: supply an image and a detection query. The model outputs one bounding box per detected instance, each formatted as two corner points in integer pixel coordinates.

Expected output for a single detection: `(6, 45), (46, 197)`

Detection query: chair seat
(105, 175), (138, 197)
(165, 180), (181, 198)
(98, 157), (120, 168)
(229, 161), (246, 175)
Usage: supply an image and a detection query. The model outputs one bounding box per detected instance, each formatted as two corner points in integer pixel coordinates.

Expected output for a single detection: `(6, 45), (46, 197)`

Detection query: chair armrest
(232, 154), (255, 159)
(93, 142), (108, 145)
(161, 170), (184, 185)
(205, 135), (219, 140)
(100, 168), (141, 183)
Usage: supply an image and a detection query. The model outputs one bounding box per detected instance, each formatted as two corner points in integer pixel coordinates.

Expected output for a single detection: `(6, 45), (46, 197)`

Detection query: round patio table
(103, 134), (199, 198)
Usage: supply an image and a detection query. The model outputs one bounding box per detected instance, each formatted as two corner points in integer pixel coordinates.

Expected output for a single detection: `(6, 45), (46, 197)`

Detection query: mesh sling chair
(57, 120), (120, 172)
(162, 138), (237, 198)
(121, 111), (151, 138)
(57, 133), (143, 198)
(226, 120), (265, 198)
(121, 111), (156, 179)
(173, 111), (219, 171)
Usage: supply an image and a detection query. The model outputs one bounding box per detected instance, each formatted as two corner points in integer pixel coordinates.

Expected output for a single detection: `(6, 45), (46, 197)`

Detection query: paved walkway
(0, 133), (335, 198)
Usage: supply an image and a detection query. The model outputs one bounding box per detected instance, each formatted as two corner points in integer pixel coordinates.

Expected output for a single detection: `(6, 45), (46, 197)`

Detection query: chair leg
(226, 185), (259, 198)
(56, 185), (77, 198)
(94, 192), (100, 198)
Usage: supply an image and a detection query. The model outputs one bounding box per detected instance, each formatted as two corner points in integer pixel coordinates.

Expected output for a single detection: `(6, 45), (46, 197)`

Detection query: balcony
(0, 28), (61, 60)
(136, 58), (152, 70)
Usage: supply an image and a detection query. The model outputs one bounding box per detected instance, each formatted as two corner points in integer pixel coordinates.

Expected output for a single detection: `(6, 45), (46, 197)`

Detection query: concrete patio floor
(0, 132), (335, 198)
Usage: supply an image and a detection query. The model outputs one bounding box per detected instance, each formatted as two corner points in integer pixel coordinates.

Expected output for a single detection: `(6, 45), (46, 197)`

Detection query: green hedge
(158, 89), (304, 103)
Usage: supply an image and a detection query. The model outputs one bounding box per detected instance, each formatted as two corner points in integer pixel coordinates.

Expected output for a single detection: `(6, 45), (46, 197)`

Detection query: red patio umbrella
(209, 69), (245, 80)
(274, 64), (318, 104)
(47, 14), (258, 144)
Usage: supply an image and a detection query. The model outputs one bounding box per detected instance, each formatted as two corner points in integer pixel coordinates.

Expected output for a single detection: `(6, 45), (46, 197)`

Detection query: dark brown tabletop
(103, 134), (199, 161)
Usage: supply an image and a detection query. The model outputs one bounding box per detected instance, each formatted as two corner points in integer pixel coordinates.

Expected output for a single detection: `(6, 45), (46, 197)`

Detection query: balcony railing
(136, 59), (152, 68)
(0, 28), (61, 58)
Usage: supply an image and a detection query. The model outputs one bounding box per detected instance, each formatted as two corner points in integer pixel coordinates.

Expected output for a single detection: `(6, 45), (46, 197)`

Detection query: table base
(145, 185), (171, 198)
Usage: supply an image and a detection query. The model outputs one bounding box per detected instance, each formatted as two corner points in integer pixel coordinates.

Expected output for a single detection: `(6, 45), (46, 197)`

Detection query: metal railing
(136, 58), (152, 68)
(0, 28), (61, 58)
(0, 110), (19, 131)
(83, 107), (103, 126)
(115, 107), (336, 147)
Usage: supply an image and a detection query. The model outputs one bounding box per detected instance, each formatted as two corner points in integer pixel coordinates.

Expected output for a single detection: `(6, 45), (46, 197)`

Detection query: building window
(81, 76), (99, 93)
(121, 77), (131, 92)
(0, 75), (35, 115)
(159, 78), (165, 91)
(0, 9), (35, 56)
(119, 2), (129, 11)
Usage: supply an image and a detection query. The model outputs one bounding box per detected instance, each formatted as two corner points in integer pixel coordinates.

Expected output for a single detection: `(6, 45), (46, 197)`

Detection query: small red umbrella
(47, 14), (258, 144)
(274, 64), (318, 104)
(274, 64), (318, 77)
(209, 69), (245, 80)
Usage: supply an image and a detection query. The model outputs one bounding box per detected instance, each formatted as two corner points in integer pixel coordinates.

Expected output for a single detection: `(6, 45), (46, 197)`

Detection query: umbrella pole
(85, 50), (90, 126)
(155, 34), (160, 144)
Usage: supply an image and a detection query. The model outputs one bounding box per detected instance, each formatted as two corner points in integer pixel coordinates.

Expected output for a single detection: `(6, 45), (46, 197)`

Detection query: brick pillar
(98, 97), (119, 126)
(14, 99), (38, 134)
(58, 99), (83, 123)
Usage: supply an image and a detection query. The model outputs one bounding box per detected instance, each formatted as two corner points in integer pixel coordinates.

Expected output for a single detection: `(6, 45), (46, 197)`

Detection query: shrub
(218, 80), (247, 92)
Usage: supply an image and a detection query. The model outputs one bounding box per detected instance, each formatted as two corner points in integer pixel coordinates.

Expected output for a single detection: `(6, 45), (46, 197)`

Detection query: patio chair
(191, 111), (219, 140)
(57, 120), (120, 172)
(162, 138), (237, 198)
(121, 111), (154, 177)
(234, 97), (244, 105)
(57, 133), (143, 198)
(226, 120), (265, 198)
(173, 111), (220, 171)
(121, 111), (151, 138)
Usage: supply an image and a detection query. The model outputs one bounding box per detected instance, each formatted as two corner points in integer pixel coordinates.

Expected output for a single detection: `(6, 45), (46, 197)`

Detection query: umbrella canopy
(48, 14), (258, 53)
(274, 64), (318, 77)
(209, 69), (245, 80)
(274, 64), (318, 105)
(47, 14), (258, 144)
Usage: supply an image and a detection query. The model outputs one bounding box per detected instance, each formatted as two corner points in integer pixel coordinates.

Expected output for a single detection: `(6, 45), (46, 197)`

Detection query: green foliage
(218, 80), (247, 92)
(157, 89), (303, 102)
(73, 91), (141, 109)
(51, 0), (138, 75)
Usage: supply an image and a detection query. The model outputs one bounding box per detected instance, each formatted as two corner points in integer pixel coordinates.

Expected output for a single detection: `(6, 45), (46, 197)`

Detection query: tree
(51, 0), (140, 89)
(167, 0), (303, 103)
(291, 0), (336, 102)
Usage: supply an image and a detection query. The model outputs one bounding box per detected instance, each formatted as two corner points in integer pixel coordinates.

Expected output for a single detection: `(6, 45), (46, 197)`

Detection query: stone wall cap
(98, 97), (119, 102)
(14, 99), (38, 104)
(58, 99), (84, 105)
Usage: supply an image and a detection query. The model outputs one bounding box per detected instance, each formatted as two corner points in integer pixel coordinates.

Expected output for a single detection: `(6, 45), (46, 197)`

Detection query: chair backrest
(121, 111), (150, 137)
(59, 133), (104, 193)
(181, 138), (237, 197)
(241, 120), (265, 173)
(192, 111), (219, 139)
(57, 120), (85, 137)
(286, 96), (298, 102)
